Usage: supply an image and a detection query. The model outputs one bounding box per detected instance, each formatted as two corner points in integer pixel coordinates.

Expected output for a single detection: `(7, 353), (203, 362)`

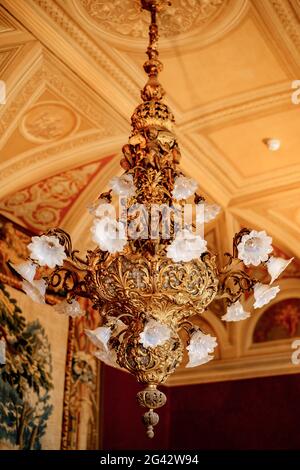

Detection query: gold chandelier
(11, 0), (293, 439)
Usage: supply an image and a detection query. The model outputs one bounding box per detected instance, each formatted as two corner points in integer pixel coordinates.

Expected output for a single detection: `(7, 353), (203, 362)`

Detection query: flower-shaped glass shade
(107, 318), (127, 337)
(110, 174), (136, 197)
(28, 235), (67, 268)
(253, 283), (280, 309)
(94, 349), (120, 369)
(22, 279), (47, 304)
(88, 198), (114, 218)
(0, 338), (6, 365)
(85, 326), (112, 351)
(186, 353), (213, 368)
(91, 216), (127, 253)
(139, 319), (171, 348)
(267, 256), (294, 284)
(197, 202), (221, 223)
(186, 330), (217, 368)
(237, 230), (273, 266)
(167, 229), (207, 263)
(54, 299), (85, 318)
(203, 203), (221, 222)
(172, 176), (198, 200)
(222, 300), (250, 322)
(10, 261), (36, 283)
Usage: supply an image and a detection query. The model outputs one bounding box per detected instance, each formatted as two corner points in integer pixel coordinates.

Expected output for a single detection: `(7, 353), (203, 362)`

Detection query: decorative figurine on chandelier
(10, 0), (293, 438)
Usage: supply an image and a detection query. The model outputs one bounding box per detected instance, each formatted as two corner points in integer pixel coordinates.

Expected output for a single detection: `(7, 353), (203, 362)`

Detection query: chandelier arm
(47, 267), (91, 301)
(44, 228), (88, 268)
(178, 320), (197, 338)
(232, 228), (251, 259)
(215, 269), (257, 304)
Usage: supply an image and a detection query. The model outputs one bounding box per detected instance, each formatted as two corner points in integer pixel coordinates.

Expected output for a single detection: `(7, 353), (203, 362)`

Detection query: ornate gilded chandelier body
(11, 0), (292, 439)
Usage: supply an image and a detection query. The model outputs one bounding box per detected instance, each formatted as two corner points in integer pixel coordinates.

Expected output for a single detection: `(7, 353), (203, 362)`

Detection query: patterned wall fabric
(0, 283), (53, 449)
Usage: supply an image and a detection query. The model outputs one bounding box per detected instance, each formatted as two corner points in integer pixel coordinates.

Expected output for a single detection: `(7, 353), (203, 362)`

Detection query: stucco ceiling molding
(179, 132), (238, 204)
(1, 0), (141, 120)
(168, 350), (298, 386)
(19, 100), (81, 144)
(0, 6), (21, 32)
(42, 54), (128, 133)
(252, 0), (300, 73)
(0, 67), (45, 144)
(229, 173), (300, 207)
(0, 45), (23, 75)
(29, 0), (140, 100)
(0, 5), (34, 47)
(0, 48), (128, 194)
(204, 135), (300, 194)
(178, 82), (292, 132)
(269, 0), (300, 51)
(0, 132), (126, 198)
(70, 0), (249, 53)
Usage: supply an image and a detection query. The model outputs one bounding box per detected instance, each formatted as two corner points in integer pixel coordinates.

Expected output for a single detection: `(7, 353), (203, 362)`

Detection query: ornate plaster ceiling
(0, 0), (300, 385)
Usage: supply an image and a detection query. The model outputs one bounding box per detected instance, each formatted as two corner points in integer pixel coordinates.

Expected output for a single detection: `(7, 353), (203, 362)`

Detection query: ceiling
(0, 0), (300, 384)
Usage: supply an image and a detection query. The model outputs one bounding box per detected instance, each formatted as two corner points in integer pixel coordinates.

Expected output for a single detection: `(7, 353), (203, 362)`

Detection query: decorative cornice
(178, 82), (293, 131)
(0, 132), (104, 184)
(42, 58), (122, 133)
(0, 45), (21, 74)
(0, 67), (44, 139)
(270, 0), (300, 51)
(252, 0), (300, 74)
(32, 0), (140, 100)
(0, 132), (126, 200)
(168, 350), (299, 386)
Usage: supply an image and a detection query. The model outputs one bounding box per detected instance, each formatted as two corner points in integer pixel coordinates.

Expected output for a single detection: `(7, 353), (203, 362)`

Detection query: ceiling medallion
(10, 0), (292, 438)
(20, 101), (79, 144)
(77, 0), (227, 39)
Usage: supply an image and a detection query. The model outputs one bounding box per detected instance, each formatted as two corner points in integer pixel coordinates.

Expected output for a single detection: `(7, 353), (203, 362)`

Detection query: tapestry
(0, 214), (101, 449)
(0, 283), (69, 449)
(65, 298), (101, 450)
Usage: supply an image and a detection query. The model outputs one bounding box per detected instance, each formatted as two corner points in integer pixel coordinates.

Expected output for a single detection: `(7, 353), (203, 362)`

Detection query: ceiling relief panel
(76, 0), (227, 38)
(0, 156), (113, 233)
(70, 0), (248, 51)
(20, 101), (80, 144)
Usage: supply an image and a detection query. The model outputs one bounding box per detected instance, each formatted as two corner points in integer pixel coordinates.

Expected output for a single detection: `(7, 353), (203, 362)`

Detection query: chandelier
(11, 0), (293, 439)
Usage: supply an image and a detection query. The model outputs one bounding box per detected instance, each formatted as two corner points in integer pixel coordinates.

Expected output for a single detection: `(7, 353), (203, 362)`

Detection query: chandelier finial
(141, 0), (171, 102)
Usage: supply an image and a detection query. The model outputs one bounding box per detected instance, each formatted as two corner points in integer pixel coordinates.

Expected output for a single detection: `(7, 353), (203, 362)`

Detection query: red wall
(101, 366), (300, 450)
